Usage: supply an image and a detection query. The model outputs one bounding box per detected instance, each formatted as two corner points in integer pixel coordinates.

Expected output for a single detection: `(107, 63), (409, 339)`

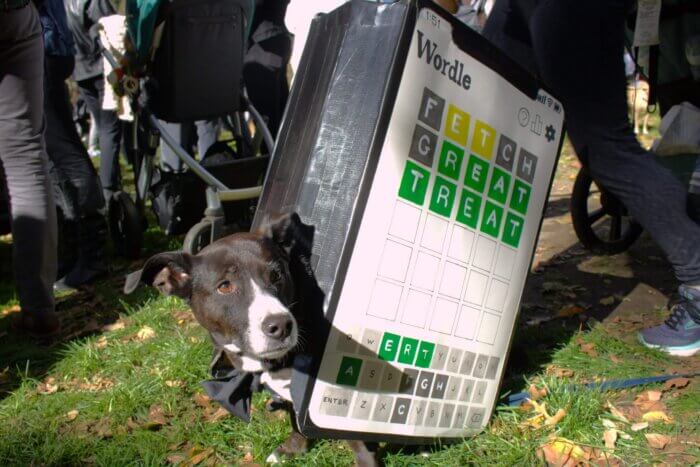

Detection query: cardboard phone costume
(252, 0), (565, 442)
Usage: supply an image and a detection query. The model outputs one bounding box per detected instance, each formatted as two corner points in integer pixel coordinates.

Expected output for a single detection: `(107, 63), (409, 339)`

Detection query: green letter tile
(487, 167), (511, 204)
(503, 211), (525, 248)
(336, 356), (362, 386)
(464, 155), (489, 193)
(456, 188), (482, 229)
(437, 141), (464, 181)
(415, 341), (435, 368)
(398, 161), (430, 206)
(480, 201), (504, 238)
(378, 332), (401, 361)
(510, 179), (531, 215)
(397, 337), (419, 365)
(429, 176), (457, 218)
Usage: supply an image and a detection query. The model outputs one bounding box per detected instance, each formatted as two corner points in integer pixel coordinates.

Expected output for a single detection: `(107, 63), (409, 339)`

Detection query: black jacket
(64, 0), (115, 81)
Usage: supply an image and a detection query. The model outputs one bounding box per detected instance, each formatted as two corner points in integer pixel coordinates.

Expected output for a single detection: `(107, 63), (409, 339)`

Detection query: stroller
(103, 0), (275, 257)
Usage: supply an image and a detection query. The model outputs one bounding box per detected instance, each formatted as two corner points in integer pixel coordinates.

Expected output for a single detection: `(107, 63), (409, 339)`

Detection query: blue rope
(504, 373), (700, 407)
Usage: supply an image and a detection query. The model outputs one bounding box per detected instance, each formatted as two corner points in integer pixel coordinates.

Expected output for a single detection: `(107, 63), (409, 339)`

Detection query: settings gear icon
(545, 124), (556, 142)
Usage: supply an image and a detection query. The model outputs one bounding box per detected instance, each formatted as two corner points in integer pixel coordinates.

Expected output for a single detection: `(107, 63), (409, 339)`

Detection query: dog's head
(124, 213), (310, 371)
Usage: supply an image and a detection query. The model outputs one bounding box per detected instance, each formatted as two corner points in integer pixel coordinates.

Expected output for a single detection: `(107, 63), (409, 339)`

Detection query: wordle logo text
(398, 87), (538, 248)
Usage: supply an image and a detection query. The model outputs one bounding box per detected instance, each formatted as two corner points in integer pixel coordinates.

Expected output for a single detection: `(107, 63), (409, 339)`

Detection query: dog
(124, 213), (379, 466)
(627, 78), (650, 135)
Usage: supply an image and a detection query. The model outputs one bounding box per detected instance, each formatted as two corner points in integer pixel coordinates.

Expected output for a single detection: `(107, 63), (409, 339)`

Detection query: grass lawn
(0, 132), (698, 465)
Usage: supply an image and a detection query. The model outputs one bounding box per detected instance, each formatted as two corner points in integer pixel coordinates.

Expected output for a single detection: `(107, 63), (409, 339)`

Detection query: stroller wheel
(183, 220), (213, 255)
(108, 192), (143, 259)
(570, 167), (643, 254)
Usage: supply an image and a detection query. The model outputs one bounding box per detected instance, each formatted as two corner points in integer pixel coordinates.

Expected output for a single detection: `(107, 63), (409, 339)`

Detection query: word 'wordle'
(399, 87), (538, 248)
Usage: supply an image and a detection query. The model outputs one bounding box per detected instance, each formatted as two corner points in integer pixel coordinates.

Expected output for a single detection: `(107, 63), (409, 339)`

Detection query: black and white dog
(124, 213), (378, 466)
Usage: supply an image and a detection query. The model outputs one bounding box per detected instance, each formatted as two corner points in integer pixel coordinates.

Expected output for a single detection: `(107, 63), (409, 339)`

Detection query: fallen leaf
(663, 377), (690, 391)
(609, 354), (622, 364)
(37, 381), (59, 395)
(642, 411), (672, 423)
(92, 419), (113, 439)
(557, 305), (586, 318)
(580, 342), (599, 357)
(65, 410), (79, 421)
(547, 366), (575, 378)
(1, 305), (20, 316)
(606, 401), (630, 423)
(631, 422), (649, 431)
(193, 393), (211, 408)
(144, 405), (168, 430)
(538, 437), (589, 466)
(645, 433), (671, 449)
(646, 390), (662, 402)
(602, 419), (618, 429)
(241, 452), (255, 464)
(545, 408), (567, 427)
(94, 336), (108, 349)
(528, 384), (548, 401)
(165, 380), (184, 388)
(187, 446), (214, 465)
(604, 429), (618, 450)
(136, 326), (156, 341)
(204, 407), (229, 423)
(166, 454), (186, 465)
(103, 321), (125, 332)
(521, 413), (545, 429)
(599, 296), (616, 306)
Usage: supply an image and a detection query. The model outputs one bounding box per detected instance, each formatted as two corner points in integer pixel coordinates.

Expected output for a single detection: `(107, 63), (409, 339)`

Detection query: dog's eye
(216, 280), (237, 295)
(269, 270), (281, 284)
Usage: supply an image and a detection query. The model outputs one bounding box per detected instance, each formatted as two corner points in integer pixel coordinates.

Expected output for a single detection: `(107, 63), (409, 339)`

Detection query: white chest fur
(260, 368), (293, 402)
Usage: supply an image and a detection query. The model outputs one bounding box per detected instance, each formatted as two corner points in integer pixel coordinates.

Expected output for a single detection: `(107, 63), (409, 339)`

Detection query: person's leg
(159, 121), (195, 172)
(195, 119), (220, 157)
(93, 77), (122, 198)
(44, 55), (107, 289)
(527, 0), (700, 354)
(0, 4), (58, 334)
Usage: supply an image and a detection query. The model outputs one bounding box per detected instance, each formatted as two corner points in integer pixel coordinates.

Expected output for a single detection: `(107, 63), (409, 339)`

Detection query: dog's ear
(259, 212), (313, 254)
(124, 251), (194, 299)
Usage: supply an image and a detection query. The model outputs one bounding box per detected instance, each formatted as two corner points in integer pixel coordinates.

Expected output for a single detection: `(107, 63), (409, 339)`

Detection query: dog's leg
(265, 403), (314, 464)
(642, 113), (649, 135)
(346, 440), (380, 467)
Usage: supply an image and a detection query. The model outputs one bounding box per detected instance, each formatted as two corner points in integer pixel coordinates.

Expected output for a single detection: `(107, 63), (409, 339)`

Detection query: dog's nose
(262, 314), (293, 340)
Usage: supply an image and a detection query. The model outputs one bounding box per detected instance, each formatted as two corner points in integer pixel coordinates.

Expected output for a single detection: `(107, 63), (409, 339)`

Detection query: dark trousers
(0, 4), (57, 314)
(484, 0), (700, 284)
(76, 75), (123, 193)
(44, 55), (104, 219)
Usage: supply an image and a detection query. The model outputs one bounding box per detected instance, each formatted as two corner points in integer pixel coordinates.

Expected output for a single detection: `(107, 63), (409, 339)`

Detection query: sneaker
(638, 286), (700, 357)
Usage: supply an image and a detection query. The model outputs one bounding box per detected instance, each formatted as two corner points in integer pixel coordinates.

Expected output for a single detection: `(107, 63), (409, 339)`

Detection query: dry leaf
(604, 429), (618, 450)
(645, 433), (671, 449)
(37, 381), (59, 395)
(609, 354), (622, 364)
(241, 452), (255, 464)
(538, 437), (588, 467)
(93, 420), (113, 439)
(528, 384), (548, 401)
(94, 336), (108, 349)
(1, 305), (20, 316)
(606, 401), (630, 423)
(663, 377), (690, 391)
(521, 413), (545, 429)
(547, 366), (575, 378)
(599, 296), (616, 306)
(602, 419), (618, 429)
(166, 454), (186, 465)
(557, 305), (586, 318)
(205, 407), (229, 423)
(631, 422), (649, 432)
(188, 447), (214, 465)
(65, 410), (79, 421)
(580, 342), (599, 357)
(136, 326), (156, 341)
(165, 380), (184, 388)
(103, 321), (125, 332)
(193, 393), (211, 408)
(145, 405), (168, 430)
(646, 390), (662, 402)
(545, 408), (567, 427)
(642, 411), (672, 423)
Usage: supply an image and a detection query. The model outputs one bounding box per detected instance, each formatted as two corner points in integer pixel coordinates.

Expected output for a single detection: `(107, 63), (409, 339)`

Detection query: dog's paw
(265, 452), (283, 465)
(265, 431), (309, 464)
